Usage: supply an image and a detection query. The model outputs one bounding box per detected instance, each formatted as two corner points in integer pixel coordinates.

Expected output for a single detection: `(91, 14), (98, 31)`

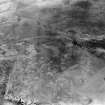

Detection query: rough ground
(1, 0), (105, 105)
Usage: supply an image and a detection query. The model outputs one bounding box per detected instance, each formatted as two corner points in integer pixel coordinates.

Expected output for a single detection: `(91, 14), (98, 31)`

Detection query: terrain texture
(0, 0), (105, 105)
